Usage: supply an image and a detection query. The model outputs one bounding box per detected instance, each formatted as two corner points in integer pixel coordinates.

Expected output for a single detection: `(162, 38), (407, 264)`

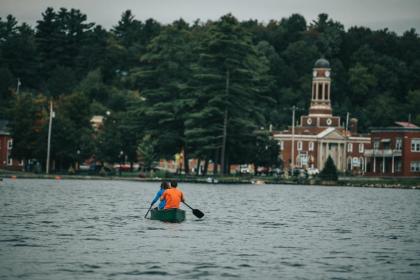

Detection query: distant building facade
(364, 122), (420, 177)
(273, 58), (371, 173)
(0, 120), (22, 170)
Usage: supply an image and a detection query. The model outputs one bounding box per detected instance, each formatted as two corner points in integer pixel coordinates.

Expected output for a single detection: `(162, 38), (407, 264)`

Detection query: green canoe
(150, 208), (186, 223)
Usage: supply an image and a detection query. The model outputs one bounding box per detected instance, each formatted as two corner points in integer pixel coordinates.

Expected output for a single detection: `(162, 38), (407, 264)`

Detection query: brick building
(364, 122), (420, 177)
(0, 120), (21, 170)
(273, 58), (371, 173)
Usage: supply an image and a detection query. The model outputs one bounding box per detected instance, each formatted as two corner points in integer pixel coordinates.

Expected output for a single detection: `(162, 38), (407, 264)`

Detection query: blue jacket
(151, 189), (166, 209)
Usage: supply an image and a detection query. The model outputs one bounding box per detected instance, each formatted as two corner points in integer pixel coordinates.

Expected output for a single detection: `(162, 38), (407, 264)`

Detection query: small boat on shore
(150, 208), (186, 223)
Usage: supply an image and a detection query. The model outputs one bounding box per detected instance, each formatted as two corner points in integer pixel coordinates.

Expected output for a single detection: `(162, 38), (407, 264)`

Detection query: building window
(373, 140), (380, 150)
(410, 161), (420, 172)
(318, 84), (323, 99)
(297, 141), (303, 151)
(312, 84), (316, 99)
(7, 139), (13, 150)
(395, 138), (402, 150)
(396, 160), (402, 172)
(411, 139), (420, 152)
(309, 142), (314, 151)
(7, 154), (12, 166)
(279, 141), (284, 151)
(359, 143), (364, 153)
(347, 143), (353, 152)
(347, 157), (352, 170)
(325, 84), (330, 100)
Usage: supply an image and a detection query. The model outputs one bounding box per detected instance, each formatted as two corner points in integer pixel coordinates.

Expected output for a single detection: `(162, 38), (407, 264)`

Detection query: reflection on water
(0, 179), (419, 279)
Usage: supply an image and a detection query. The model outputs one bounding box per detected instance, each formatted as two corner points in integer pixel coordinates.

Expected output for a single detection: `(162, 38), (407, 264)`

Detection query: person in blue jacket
(151, 181), (170, 209)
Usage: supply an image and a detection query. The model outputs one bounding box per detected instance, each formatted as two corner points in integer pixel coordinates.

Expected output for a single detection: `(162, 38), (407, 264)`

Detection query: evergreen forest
(1, 8), (419, 173)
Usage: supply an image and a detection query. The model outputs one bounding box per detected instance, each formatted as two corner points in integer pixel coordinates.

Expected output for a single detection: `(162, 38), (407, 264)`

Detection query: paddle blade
(192, 208), (204, 219)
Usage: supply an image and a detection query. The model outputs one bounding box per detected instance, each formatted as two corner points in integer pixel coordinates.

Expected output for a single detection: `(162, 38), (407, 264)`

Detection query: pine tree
(186, 14), (272, 174)
(319, 156), (338, 181)
(127, 22), (193, 165)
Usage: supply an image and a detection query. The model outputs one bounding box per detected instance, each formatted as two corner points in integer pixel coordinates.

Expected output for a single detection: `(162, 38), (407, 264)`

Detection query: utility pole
(344, 112), (349, 172)
(46, 100), (54, 174)
(220, 69), (229, 175)
(16, 78), (21, 95)
(291, 105), (296, 170)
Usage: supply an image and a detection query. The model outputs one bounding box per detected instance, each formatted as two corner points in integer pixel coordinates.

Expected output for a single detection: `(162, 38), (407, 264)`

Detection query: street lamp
(16, 78), (21, 95)
(46, 100), (54, 174)
(283, 105), (303, 173)
(76, 149), (80, 172)
(119, 150), (124, 176)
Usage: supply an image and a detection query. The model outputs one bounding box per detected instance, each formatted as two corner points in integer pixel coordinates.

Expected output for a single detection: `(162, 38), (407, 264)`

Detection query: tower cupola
(309, 58), (332, 117)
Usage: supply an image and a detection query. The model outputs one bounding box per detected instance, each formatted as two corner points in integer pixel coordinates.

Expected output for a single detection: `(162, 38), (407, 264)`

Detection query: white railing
(364, 149), (402, 157)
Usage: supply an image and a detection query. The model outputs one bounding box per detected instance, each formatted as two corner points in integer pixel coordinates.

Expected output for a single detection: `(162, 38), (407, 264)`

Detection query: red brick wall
(0, 135), (22, 170)
(368, 130), (420, 176)
(280, 139), (319, 169)
(0, 135), (8, 168)
(402, 131), (420, 176)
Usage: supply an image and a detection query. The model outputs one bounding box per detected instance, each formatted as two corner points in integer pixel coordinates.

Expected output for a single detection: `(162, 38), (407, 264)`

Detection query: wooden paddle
(144, 204), (153, 218)
(182, 202), (204, 219)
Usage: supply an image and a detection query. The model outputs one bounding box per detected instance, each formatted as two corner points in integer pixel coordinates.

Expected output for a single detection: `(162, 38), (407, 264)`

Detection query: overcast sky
(1, 0), (419, 34)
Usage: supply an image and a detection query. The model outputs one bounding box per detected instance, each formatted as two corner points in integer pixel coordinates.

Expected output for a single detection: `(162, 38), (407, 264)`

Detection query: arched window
(309, 142), (314, 151)
(297, 141), (303, 151)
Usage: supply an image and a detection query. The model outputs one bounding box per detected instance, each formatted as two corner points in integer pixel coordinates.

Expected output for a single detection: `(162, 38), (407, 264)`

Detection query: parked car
(290, 168), (306, 177)
(307, 167), (319, 176)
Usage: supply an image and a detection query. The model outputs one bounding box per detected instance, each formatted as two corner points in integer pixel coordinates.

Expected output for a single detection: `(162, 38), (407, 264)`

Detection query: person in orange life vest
(160, 180), (184, 209)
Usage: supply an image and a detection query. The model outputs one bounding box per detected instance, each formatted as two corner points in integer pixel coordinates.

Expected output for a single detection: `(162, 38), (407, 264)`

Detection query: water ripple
(0, 179), (419, 280)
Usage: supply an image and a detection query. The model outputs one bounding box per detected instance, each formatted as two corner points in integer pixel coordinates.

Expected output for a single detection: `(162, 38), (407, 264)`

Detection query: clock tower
(301, 58), (340, 127)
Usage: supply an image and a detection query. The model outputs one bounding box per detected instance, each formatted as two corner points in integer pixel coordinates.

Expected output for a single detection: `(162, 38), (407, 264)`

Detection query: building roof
(370, 121), (420, 132)
(0, 120), (10, 135)
(316, 127), (336, 138)
(395, 121), (418, 128)
(314, 58), (330, 68)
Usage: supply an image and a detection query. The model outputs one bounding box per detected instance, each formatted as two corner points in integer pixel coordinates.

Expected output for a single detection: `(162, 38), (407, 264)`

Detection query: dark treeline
(0, 8), (419, 173)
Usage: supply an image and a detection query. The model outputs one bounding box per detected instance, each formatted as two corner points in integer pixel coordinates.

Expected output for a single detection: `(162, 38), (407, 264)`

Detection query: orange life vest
(161, 188), (184, 209)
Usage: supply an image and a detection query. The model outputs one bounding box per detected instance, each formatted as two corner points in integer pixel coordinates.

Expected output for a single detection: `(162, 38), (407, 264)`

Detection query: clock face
(307, 118), (312, 125)
(326, 118), (332, 125)
(313, 70), (317, 77)
(325, 70), (330, 77)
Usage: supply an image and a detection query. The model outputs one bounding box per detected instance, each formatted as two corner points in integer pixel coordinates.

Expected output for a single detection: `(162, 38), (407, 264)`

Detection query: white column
(392, 155), (395, 174)
(382, 156), (385, 173)
(364, 157), (367, 173)
(338, 143), (342, 170)
(319, 141), (323, 169)
(362, 157), (367, 174)
(373, 157), (376, 173)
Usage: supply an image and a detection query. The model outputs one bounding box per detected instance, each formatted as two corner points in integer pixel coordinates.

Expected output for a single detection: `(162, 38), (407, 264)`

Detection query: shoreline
(1, 172), (419, 190)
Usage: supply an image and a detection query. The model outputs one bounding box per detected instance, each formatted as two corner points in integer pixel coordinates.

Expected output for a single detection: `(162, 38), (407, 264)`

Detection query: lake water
(0, 179), (419, 279)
